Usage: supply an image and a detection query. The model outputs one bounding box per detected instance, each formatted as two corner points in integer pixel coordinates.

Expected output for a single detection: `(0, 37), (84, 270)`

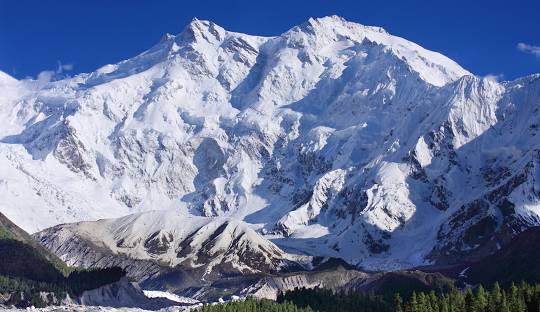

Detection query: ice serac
(1, 16), (540, 273)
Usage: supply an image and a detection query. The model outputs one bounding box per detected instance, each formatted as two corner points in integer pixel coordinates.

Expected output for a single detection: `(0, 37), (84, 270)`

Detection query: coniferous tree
(489, 282), (503, 312)
(394, 293), (404, 312)
(410, 292), (419, 312)
(501, 292), (511, 312)
(476, 285), (489, 312)
(273, 281), (540, 312)
(465, 288), (475, 312)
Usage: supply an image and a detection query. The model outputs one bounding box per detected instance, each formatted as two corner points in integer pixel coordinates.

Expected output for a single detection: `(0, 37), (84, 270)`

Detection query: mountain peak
(143, 16), (468, 87)
(281, 16), (469, 87)
(305, 15), (388, 34)
(177, 17), (226, 44)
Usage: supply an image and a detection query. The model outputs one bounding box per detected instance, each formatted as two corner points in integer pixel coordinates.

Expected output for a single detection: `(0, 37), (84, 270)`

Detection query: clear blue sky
(1, 0), (539, 81)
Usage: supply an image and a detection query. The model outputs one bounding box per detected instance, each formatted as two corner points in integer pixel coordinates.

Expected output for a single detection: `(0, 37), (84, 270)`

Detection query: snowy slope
(2, 16), (540, 272)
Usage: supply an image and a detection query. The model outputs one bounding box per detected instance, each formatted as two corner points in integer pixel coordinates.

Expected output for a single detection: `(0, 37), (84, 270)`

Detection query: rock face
(34, 211), (307, 284)
(159, 266), (452, 302)
(1, 16), (540, 273)
(76, 277), (178, 310)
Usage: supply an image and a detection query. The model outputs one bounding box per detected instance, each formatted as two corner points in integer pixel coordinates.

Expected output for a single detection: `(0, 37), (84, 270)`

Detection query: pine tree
(489, 282), (503, 312)
(394, 293), (404, 312)
(440, 294), (450, 312)
(273, 280), (540, 312)
(501, 292), (511, 312)
(476, 285), (489, 312)
(465, 288), (475, 312)
(411, 292), (419, 312)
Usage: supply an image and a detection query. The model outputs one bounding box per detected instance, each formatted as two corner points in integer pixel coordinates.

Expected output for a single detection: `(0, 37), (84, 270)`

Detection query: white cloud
(34, 61), (74, 83)
(517, 42), (540, 57)
(484, 73), (504, 82)
(57, 62), (73, 72)
(36, 70), (56, 83)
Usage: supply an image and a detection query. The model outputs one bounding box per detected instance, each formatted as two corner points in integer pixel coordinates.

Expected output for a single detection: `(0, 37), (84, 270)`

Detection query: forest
(278, 282), (540, 312)
(196, 282), (540, 312)
(0, 213), (127, 307)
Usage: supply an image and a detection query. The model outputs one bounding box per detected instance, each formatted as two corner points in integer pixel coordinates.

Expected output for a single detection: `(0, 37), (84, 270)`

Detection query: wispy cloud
(36, 70), (56, 83)
(35, 61), (74, 83)
(517, 42), (540, 57)
(484, 73), (504, 82)
(58, 63), (73, 72)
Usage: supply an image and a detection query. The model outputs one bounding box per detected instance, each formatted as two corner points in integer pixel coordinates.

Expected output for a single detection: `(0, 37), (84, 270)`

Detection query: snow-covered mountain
(1, 16), (540, 276)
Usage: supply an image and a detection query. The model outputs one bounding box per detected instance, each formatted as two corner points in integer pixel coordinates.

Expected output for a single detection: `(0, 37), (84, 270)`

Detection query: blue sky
(1, 0), (539, 81)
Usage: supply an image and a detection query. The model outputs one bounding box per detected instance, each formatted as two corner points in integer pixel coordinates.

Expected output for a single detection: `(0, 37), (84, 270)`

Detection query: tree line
(0, 267), (126, 308)
(278, 282), (540, 312)
(397, 282), (540, 312)
(195, 297), (316, 312)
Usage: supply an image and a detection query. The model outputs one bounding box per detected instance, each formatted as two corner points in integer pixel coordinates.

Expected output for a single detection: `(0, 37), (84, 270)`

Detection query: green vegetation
(0, 213), (126, 307)
(399, 282), (540, 312)
(191, 282), (540, 312)
(0, 275), (67, 307)
(195, 297), (316, 312)
(278, 287), (393, 312)
(0, 226), (14, 240)
(0, 275), (66, 295)
(0, 213), (71, 276)
(278, 282), (540, 312)
(0, 266), (126, 307)
(0, 239), (65, 283)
